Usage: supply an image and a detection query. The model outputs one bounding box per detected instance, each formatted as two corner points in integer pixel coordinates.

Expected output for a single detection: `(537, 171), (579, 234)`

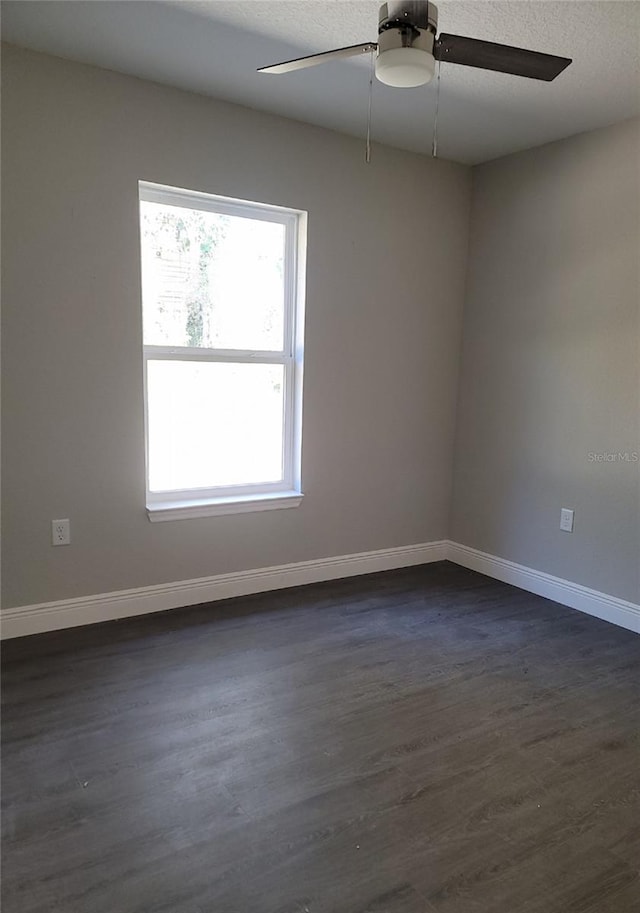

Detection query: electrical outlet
(52, 519), (71, 546)
(560, 508), (574, 533)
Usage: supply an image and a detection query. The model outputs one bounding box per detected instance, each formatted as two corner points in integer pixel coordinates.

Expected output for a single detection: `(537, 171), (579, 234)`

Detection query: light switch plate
(560, 508), (574, 533)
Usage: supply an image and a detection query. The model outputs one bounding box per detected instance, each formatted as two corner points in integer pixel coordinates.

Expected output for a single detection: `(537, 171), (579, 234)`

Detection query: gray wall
(1, 45), (471, 608)
(451, 119), (640, 603)
(4, 46), (637, 614)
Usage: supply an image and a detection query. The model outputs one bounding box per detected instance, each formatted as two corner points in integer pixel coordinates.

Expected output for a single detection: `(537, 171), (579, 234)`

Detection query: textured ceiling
(2, 0), (640, 163)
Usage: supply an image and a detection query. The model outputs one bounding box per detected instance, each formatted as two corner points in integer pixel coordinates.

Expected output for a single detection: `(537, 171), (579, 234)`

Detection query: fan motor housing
(379, 1), (438, 34)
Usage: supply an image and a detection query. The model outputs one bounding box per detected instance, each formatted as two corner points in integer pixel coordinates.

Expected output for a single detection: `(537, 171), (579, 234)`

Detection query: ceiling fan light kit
(375, 2), (437, 87)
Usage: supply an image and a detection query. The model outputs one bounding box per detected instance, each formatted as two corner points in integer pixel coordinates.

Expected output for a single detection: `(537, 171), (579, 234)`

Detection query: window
(139, 182), (306, 521)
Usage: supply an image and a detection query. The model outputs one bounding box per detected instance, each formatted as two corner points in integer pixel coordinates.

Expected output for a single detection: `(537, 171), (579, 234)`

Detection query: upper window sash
(139, 181), (299, 355)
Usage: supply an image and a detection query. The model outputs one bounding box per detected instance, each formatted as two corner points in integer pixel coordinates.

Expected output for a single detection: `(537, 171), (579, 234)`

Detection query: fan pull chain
(431, 57), (442, 158)
(366, 49), (375, 163)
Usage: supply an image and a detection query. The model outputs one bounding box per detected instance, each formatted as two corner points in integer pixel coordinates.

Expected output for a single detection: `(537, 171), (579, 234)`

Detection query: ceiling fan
(258, 1), (572, 88)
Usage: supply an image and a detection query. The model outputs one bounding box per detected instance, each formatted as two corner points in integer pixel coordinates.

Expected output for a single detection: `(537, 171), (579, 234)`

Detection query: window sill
(147, 490), (304, 522)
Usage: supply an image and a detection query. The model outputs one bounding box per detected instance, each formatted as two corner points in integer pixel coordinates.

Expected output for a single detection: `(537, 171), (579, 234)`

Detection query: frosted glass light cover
(375, 47), (435, 87)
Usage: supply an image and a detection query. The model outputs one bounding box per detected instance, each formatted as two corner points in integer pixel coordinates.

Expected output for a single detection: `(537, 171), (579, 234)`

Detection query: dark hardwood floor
(2, 561), (639, 913)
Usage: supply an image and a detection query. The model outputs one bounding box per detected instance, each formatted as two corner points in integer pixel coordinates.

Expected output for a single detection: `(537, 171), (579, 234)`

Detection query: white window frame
(139, 181), (306, 522)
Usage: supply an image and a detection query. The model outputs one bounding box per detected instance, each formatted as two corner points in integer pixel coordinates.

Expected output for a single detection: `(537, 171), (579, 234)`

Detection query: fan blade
(258, 43), (377, 75)
(434, 33), (571, 81)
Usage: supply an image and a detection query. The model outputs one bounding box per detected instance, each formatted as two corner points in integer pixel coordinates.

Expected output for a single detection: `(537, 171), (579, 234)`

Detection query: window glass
(146, 360), (285, 492)
(140, 201), (285, 351)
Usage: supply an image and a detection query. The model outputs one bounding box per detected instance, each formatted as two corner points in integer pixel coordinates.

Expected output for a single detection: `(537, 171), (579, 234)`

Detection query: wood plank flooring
(2, 561), (639, 912)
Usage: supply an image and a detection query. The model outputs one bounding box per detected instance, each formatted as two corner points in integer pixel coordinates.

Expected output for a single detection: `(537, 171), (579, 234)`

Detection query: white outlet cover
(52, 518), (71, 546)
(560, 508), (574, 533)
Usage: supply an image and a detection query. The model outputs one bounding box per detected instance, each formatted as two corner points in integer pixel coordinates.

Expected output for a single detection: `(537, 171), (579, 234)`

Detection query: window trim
(139, 181), (306, 521)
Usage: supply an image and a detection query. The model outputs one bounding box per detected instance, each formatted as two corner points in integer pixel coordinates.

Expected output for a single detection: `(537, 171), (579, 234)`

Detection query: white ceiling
(2, 0), (639, 164)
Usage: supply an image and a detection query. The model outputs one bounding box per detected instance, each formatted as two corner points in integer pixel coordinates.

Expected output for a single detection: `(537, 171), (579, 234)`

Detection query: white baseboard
(447, 541), (640, 635)
(3, 539), (638, 639)
(0, 541), (448, 639)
